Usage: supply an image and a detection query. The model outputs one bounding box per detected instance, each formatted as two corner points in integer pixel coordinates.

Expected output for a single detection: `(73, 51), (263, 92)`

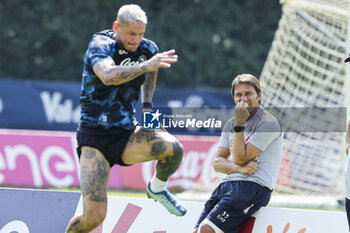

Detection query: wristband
(142, 102), (153, 108)
(234, 125), (245, 132)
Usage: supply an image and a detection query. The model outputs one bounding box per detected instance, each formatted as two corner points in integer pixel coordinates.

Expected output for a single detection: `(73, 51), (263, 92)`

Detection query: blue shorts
(76, 126), (134, 167)
(195, 181), (272, 233)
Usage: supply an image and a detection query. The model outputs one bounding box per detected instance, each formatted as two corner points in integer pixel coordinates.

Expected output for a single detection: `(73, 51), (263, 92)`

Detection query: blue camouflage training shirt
(79, 30), (158, 131)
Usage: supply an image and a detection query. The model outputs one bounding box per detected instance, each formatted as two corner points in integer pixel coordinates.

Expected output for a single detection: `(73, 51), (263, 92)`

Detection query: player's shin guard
(346, 198), (350, 231)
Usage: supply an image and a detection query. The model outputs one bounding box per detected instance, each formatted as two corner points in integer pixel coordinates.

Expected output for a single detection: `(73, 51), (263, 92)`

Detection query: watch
(234, 125), (245, 132)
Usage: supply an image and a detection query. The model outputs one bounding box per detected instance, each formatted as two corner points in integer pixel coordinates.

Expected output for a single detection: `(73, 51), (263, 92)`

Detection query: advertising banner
(0, 78), (233, 132)
(0, 188), (80, 233)
(73, 195), (204, 233)
(0, 79), (81, 131)
(0, 188), (347, 233)
(0, 129), (221, 191)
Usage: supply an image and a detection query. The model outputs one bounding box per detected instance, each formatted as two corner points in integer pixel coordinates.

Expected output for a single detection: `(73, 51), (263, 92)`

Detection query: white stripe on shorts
(198, 218), (224, 233)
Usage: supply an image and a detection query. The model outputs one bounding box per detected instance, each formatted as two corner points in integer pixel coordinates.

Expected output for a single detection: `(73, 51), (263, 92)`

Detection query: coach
(193, 74), (284, 233)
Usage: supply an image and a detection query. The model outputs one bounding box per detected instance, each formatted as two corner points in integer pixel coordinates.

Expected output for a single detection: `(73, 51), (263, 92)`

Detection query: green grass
(47, 187), (148, 198)
(108, 190), (147, 198)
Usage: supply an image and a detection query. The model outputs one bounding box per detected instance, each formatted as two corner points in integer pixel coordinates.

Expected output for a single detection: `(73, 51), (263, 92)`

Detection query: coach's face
(113, 21), (145, 52)
(233, 83), (261, 114)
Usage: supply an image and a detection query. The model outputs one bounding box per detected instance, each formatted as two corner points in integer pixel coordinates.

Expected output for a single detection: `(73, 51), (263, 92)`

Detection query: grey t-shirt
(219, 107), (283, 190)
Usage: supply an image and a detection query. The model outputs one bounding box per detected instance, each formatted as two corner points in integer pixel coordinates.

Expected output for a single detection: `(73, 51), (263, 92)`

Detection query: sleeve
(219, 131), (230, 148)
(247, 121), (282, 151)
(142, 38), (158, 57)
(218, 118), (234, 148)
(87, 36), (113, 67)
(151, 41), (159, 56)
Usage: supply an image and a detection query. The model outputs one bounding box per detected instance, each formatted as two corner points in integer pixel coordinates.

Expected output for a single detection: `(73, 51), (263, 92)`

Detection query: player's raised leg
(66, 146), (110, 233)
(122, 126), (186, 216)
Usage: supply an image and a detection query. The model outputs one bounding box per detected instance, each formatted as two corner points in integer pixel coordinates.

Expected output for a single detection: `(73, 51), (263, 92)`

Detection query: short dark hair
(231, 74), (262, 101)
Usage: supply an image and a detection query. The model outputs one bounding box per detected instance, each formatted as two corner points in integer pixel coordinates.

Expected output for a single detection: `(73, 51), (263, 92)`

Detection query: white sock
(149, 174), (167, 193)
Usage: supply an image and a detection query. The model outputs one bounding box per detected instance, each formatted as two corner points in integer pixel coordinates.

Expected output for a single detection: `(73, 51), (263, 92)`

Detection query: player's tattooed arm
(93, 56), (148, 86)
(141, 70), (157, 109)
(93, 50), (178, 86)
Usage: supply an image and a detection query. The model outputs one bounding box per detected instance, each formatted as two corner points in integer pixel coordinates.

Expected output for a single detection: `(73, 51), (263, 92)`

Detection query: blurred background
(0, 0), (281, 87)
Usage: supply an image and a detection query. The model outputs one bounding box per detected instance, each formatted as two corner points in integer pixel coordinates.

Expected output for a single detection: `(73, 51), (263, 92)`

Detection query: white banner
(252, 207), (348, 233)
(73, 196), (204, 233)
(72, 195), (349, 233)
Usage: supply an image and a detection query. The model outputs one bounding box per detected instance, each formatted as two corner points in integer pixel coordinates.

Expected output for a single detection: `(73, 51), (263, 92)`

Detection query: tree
(0, 0), (281, 87)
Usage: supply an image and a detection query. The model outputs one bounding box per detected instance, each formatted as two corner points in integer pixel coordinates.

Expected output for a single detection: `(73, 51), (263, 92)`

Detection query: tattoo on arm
(142, 71), (157, 102)
(115, 65), (146, 82)
(93, 59), (148, 86)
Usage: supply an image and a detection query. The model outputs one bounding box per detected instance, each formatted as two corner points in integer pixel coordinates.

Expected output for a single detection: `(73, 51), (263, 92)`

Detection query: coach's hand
(234, 101), (250, 126)
(239, 160), (258, 175)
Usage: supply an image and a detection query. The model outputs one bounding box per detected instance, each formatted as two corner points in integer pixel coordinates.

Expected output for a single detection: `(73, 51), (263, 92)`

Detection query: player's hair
(116, 4), (147, 24)
(231, 74), (262, 102)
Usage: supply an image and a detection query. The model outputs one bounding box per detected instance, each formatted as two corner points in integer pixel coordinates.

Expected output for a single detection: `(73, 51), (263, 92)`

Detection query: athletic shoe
(146, 183), (187, 216)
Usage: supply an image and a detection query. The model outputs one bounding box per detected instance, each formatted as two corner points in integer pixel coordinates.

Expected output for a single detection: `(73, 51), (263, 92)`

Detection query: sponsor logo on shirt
(120, 55), (148, 66)
(119, 49), (128, 55)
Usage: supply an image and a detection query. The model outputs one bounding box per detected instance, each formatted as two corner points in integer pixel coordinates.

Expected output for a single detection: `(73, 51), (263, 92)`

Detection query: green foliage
(0, 0), (281, 87)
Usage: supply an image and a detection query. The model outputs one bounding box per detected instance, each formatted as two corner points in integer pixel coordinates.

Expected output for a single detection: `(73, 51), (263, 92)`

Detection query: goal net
(257, 0), (349, 204)
(178, 0), (350, 208)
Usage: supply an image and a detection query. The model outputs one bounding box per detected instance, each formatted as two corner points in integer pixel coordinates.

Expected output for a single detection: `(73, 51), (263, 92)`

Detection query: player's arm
(213, 147), (258, 175)
(93, 50), (178, 86)
(93, 56), (148, 86)
(141, 70), (157, 111)
(346, 121), (350, 155)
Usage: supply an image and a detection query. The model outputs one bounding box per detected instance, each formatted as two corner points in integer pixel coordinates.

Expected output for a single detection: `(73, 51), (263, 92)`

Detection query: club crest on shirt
(138, 55), (147, 63)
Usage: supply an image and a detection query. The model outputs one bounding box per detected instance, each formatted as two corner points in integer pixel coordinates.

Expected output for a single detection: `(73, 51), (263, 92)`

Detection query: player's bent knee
(172, 140), (184, 158)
